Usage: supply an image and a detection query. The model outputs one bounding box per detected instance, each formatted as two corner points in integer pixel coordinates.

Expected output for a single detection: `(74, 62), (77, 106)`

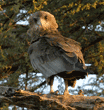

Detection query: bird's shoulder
(43, 32), (86, 66)
(43, 32), (82, 53)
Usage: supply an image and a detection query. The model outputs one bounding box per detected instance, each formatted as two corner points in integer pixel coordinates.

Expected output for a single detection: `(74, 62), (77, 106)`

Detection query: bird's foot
(50, 89), (54, 94)
(63, 91), (70, 96)
(49, 90), (59, 95)
(78, 90), (84, 95)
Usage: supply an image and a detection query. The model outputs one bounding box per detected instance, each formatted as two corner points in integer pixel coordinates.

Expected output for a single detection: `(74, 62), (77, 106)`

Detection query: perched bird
(27, 11), (89, 95)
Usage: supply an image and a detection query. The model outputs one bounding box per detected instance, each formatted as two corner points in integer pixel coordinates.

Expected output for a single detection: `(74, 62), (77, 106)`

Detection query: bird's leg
(50, 76), (54, 93)
(72, 80), (76, 88)
(64, 79), (69, 95)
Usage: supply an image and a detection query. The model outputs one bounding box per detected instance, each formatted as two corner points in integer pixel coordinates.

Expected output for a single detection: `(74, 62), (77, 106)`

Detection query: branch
(30, 80), (46, 92)
(1, 86), (104, 109)
(82, 37), (104, 52)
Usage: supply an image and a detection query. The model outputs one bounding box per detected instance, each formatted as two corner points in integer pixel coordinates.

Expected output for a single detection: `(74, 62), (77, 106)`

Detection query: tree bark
(0, 86), (104, 110)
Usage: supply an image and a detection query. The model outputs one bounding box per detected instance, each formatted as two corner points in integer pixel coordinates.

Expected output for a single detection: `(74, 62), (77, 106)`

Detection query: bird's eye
(33, 18), (37, 23)
(44, 15), (47, 20)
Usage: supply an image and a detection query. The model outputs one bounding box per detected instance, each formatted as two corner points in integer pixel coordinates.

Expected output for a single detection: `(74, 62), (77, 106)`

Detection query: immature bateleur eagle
(27, 11), (88, 95)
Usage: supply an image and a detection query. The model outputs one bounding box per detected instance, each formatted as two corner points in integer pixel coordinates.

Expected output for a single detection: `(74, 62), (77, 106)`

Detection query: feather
(27, 11), (91, 94)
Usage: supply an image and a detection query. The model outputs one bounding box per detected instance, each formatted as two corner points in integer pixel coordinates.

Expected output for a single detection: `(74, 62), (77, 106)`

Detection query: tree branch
(1, 86), (104, 109)
(82, 37), (104, 53)
(30, 80), (46, 92)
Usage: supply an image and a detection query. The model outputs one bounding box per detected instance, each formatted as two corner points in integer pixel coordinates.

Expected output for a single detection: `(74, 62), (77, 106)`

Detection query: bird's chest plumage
(28, 38), (71, 78)
(28, 38), (58, 60)
(28, 37), (85, 79)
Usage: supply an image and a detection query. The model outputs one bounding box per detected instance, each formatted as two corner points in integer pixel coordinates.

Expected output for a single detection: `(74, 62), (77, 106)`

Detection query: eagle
(27, 11), (89, 95)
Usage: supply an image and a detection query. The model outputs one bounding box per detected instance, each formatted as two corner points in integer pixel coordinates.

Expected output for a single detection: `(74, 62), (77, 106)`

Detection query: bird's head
(27, 11), (58, 37)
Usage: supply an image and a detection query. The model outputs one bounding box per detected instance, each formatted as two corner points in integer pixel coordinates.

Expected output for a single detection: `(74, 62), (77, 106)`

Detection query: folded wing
(28, 32), (87, 79)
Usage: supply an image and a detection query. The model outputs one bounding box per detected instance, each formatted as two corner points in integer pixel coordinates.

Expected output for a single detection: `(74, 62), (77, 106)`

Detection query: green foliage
(0, 103), (9, 110)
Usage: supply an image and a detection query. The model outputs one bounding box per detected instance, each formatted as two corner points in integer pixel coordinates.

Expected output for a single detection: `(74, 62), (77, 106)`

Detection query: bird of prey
(27, 11), (89, 95)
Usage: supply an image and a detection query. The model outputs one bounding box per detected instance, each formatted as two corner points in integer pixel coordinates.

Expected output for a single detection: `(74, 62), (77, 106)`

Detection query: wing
(28, 32), (87, 79)
(45, 32), (86, 68)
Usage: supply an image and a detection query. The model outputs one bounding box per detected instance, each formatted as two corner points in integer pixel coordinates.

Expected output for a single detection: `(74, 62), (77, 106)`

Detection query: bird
(27, 11), (89, 95)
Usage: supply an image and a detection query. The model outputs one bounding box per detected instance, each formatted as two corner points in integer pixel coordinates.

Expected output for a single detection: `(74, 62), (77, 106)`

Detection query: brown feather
(27, 11), (89, 94)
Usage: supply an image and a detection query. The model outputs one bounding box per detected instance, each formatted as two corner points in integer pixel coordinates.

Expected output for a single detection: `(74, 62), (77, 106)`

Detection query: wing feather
(28, 32), (87, 78)
(45, 33), (86, 69)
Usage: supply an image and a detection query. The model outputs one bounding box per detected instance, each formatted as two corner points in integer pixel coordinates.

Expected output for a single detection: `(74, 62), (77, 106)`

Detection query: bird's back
(28, 32), (87, 79)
